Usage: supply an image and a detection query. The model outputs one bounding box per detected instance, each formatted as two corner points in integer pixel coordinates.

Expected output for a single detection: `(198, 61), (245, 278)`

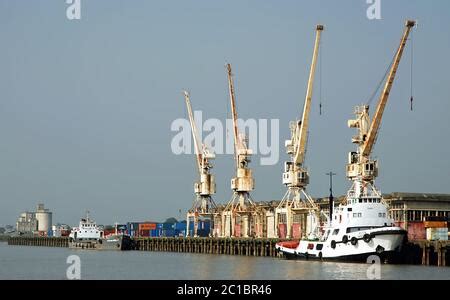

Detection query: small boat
(68, 212), (133, 250)
(275, 181), (406, 262)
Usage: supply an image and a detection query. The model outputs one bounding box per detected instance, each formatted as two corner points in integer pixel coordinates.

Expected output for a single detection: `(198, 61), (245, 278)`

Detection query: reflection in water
(1, 243), (449, 280)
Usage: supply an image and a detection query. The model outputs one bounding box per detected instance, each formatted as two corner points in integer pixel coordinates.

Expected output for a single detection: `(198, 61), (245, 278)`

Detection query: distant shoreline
(0, 235), (10, 242)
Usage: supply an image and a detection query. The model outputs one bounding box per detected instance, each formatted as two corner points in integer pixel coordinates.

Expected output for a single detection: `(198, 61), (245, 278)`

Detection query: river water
(0, 242), (448, 280)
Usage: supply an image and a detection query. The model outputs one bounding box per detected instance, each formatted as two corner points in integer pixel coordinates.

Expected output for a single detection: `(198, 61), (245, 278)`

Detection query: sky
(0, 0), (449, 226)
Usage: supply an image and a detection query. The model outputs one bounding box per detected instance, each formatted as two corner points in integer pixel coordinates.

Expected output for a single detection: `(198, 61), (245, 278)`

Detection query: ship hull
(276, 228), (406, 263)
(68, 235), (134, 251)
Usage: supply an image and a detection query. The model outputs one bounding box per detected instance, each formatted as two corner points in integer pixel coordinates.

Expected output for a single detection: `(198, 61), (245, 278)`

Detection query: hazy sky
(1, 0), (449, 226)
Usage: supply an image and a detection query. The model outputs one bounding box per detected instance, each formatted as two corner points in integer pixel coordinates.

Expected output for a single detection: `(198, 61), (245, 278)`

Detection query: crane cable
(410, 30), (414, 111)
(319, 34), (323, 116)
(366, 51), (396, 107)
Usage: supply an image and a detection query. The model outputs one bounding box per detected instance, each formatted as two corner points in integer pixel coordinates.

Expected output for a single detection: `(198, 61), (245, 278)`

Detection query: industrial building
(16, 212), (38, 233)
(15, 204), (52, 236)
(385, 193), (450, 240)
(204, 193), (450, 240)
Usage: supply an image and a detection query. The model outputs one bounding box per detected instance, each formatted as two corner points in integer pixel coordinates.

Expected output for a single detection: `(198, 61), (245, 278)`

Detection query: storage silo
(35, 204), (52, 233)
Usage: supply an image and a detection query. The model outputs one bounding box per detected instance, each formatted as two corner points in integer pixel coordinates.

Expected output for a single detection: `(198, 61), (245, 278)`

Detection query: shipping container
(128, 222), (140, 231)
(292, 223), (302, 239)
(174, 229), (186, 237)
(424, 221), (448, 228)
(150, 229), (162, 237)
(164, 222), (174, 230)
(198, 220), (211, 231)
(234, 224), (241, 237)
(139, 229), (150, 237)
(175, 222), (187, 231)
(139, 223), (157, 231)
(197, 229), (210, 237)
(426, 227), (448, 241)
(162, 229), (175, 237)
(278, 224), (287, 239)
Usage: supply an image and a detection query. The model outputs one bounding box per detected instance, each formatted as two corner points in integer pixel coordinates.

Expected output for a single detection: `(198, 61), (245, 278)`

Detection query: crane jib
(361, 20), (415, 158)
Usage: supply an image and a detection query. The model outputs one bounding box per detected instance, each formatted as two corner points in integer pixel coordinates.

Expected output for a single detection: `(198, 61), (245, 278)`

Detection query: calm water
(0, 242), (449, 280)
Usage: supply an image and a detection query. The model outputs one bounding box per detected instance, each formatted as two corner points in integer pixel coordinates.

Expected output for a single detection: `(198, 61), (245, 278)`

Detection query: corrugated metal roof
(384, 192), (450, 202)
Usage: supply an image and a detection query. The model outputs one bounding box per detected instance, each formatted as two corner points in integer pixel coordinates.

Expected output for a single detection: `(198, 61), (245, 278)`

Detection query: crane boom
(294, 25), (324, 165)
(226, 63), (240, 168)
(361, 20), (415, 157)
(183, 91), (202, 175)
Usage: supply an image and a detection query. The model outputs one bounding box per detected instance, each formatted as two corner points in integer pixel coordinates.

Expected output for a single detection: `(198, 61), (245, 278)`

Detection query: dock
(6, 236), (449, 266)
(8, 236), (68, 247)
(133, 237), (282, 257)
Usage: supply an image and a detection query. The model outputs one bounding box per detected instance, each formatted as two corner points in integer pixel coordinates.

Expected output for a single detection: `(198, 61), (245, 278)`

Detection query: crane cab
(282, 162), (309, 186)
(362, 160), (378, 180)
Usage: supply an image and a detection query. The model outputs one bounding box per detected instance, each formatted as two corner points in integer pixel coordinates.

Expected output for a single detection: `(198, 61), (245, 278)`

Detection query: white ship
(275, 181), (406, 262)
(69, 212), (133, 250)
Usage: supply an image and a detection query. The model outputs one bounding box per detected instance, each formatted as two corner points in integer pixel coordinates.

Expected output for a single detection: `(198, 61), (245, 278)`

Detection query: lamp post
(326, 172), (336, 222)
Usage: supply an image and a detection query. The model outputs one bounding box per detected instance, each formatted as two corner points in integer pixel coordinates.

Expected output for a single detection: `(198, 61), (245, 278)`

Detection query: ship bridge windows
(378, 213), (386, 218)
(346, 226), (380, 233)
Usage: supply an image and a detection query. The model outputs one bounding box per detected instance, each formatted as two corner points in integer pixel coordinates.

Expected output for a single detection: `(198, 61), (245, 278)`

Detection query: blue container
(175, 222), (187, 231)
(174, 229), (186, 237)
(197, 230), (209, 237)
(47, 230), (53, 237)
(150, 229), (162, 237)
(198, 220), (211, 231)
(174, 222), (186, 230)
(163, 229), (175, 237)
(157, 222), (173, 230)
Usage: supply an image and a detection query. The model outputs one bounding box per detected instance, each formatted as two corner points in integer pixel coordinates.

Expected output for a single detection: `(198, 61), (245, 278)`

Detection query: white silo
(35, 204), (52, 233)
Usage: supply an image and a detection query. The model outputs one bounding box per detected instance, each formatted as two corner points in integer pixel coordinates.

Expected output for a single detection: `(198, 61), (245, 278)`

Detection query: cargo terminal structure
(176, 23), (449, 242)
(125, 194), (450, 241)
(202, 193), (450, 241)
(16, 204), (52, 236)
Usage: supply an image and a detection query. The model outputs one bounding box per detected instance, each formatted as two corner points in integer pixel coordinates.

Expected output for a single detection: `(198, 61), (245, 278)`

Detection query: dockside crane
(183, 91), (217, 237)
(346, 20), (415, 198)
(275, 25), (324, 239)
(221, 63), (256, 238)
